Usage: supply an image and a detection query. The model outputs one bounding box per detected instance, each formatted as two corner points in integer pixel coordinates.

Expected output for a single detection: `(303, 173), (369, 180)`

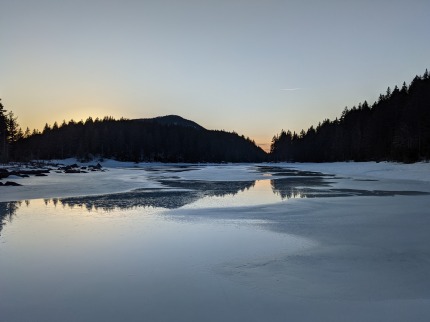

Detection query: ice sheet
(1, 160), (430, 321)
(1, 160), (429, 202)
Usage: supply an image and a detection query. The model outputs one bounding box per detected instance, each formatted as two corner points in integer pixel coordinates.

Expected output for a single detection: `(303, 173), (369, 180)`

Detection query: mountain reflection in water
(2, 167), (429, 235)
(60, 180), (256, 211)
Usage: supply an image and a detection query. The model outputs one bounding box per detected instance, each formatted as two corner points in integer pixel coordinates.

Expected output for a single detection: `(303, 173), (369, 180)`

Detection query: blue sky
(1, 0), (429, 150)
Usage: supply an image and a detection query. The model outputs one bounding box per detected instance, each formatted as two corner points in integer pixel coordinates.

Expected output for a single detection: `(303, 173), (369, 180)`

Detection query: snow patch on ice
(281, 161), (430, 182)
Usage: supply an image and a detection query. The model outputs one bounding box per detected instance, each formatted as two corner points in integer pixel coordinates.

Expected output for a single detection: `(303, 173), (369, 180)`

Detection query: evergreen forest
(5, 115), (266, 163)
(270, 69), (430, 163)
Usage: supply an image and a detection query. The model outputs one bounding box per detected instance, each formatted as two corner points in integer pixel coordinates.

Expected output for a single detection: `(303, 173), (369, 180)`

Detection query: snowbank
(0, 167), (163, 202)
(281, 161), (430, 182)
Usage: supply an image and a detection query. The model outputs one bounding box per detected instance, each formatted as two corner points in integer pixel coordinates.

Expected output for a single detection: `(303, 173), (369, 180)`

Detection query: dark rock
(18, 169), (50, 175)
(60, 164), (80, 171)
(64, 169), (81, 174)
(35, 173), (48, 177)
(4, 181), (22, 186)
(0, 168), (10, 179)
(88, 163), (103, 171)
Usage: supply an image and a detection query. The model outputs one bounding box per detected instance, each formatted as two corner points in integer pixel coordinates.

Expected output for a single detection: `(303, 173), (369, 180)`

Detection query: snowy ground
(1, 160), (430, 321)
(283, 161), (430, 182)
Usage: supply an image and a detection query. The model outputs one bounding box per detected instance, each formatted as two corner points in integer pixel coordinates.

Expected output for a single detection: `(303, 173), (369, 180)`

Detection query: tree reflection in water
(1, 173), (428, 231)
(0, 201), (21, 236)
(270, 178), (430, 200)
(59, 180), (256, 211)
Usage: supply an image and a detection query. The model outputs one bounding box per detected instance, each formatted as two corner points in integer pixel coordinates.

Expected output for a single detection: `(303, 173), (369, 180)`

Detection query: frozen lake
(1, 163), (430, 321)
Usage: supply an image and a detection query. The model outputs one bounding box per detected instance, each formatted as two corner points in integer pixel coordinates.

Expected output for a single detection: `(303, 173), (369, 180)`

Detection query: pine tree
(6, 111), (19, 143)
(386, 86), (392, 98)
(0, 99), (9, 162)
(24, 127), (31, 138)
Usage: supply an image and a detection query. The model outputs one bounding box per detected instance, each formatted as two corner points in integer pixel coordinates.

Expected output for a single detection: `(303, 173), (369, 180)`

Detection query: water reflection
(53, 176), (430, 212)
(0, 201), (20, 235)
(61, 189), (200, 211)
(270, 177), (332, 200)
(1, 167), (429, 219)
(271, 178), (430, 200)
(60, 180), (256, 211)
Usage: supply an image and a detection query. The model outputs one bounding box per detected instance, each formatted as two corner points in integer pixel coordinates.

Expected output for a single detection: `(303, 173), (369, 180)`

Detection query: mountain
(13, 116), (267, 163)
(136, 115), (206, 130)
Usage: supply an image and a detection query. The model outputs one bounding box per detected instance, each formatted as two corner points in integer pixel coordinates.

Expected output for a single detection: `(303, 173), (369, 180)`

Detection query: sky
(1, 0), (430, 151)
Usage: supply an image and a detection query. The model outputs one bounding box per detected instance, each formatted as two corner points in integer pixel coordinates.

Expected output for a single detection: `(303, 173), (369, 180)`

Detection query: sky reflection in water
(1, 166), (429, 235)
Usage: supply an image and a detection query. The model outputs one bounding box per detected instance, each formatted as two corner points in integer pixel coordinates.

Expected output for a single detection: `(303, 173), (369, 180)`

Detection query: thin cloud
(280, 87), (302, 91)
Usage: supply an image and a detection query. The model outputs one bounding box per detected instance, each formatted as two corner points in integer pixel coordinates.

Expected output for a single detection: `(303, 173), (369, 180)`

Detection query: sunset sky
(1, 0), (429, 151)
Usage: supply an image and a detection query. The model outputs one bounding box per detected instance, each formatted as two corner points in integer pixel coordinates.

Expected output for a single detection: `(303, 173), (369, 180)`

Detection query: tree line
(2, 68), (430, 164)
(1, 102), (266, 163)
(270, 69), (430, 163)
(0, 99), (21, 163)
(7, 116), (266, 163)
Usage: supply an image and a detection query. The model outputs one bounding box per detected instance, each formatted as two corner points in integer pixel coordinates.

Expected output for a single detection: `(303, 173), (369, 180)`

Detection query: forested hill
(271, 69), (430, 163)
(12, 116), (267, 163)
(136, 115), (206, 130)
